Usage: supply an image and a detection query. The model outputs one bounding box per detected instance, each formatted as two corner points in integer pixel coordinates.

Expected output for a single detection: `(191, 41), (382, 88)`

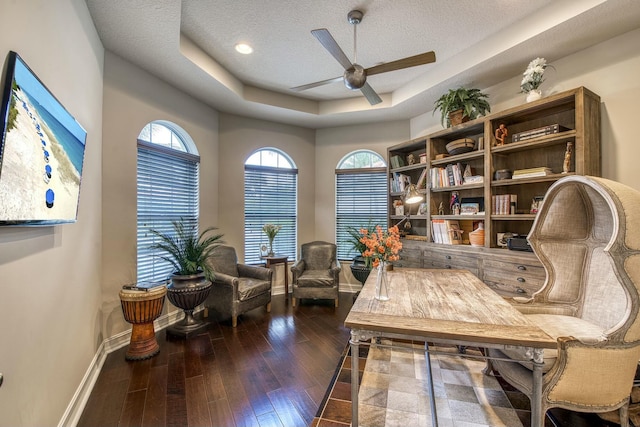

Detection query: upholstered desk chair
(291, 241), (341, 307)
(485, 176), (640, 426)
(205, 245), (272, 327)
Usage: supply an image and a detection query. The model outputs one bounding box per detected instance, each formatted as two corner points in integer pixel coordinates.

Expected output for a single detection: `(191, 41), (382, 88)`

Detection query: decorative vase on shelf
(469, 222), (485, 247)
(375, 261), (390, 301)
(526, 89), (542, 102)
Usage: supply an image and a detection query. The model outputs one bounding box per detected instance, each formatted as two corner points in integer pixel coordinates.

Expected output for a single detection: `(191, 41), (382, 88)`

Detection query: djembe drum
(119, 285), (167, 360)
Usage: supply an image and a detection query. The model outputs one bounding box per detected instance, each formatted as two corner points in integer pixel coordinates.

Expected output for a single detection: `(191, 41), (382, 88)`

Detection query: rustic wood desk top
(345, 268), (555, 349)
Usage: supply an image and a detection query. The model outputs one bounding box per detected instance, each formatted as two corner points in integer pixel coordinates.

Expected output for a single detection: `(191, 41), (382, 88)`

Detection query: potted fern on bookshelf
(434, 87), (491, 127)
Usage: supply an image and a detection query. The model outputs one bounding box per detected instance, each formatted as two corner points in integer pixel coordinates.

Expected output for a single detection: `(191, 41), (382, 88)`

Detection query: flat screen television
(0, 51), (87, 225)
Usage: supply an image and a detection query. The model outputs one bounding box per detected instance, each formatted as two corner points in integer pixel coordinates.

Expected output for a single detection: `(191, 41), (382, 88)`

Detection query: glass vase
(268, 238), (275, 256)
(375, 261), (390, 301)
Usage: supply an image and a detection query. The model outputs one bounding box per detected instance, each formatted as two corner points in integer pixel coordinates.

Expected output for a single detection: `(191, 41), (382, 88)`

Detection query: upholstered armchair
(291, 241), (341, 307)
(485, 176), (640, 426)
(204, 245), (272, 327)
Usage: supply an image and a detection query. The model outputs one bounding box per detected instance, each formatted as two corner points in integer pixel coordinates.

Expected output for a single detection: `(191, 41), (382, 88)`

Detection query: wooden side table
(119, 285), (167, 360)
(261, 255), (289, 297)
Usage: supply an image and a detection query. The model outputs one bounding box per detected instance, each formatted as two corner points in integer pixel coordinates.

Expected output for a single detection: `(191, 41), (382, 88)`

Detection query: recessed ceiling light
(235, 43), (253, 54)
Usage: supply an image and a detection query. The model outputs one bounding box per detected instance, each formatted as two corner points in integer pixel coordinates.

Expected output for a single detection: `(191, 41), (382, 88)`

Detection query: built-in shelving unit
(387, 87), (601, 297)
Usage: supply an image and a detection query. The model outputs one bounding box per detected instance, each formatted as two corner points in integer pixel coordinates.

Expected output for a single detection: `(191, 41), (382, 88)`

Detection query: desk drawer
(423, 248), (478, 270)
(483, 258), (545, 297)
(397, 247), (423, 268)
(426, 260), (479, 276)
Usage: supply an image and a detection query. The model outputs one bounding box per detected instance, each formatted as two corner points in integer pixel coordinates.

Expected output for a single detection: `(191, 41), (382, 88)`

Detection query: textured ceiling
(86, 0), (640, 129)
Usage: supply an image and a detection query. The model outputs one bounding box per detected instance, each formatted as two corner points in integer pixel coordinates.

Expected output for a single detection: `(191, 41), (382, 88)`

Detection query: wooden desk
(345, 267), (555, 427)
(261, 255), (289, 296)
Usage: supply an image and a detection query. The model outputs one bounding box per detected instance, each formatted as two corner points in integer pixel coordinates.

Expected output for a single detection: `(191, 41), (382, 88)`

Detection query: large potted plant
(149, 219), (225, 287)
(433, 87), (491, 127)
(149, 219), (224, 337)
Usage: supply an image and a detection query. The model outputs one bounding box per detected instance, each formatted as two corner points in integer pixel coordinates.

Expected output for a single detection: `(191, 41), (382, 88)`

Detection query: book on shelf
(429, 163), (466, 189)
(491, 194), (518, 215)
(512, 124), (570, 142)
(390, 155), (405, 169)
(431, 219), (461, 244)
(511, 167), (553, 179)
(122, 281), (167, 292)
(390, 172), (411, 192)
(416, 167), (428, 189)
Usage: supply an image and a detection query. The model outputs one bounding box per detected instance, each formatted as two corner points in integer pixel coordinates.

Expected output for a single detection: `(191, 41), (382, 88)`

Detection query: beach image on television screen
(0, 53), (87, 223)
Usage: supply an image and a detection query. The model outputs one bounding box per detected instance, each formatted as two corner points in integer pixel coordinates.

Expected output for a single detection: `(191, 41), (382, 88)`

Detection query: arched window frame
(335, 150), (388, 260)
(244, 148), (298, 264)
(136, 121), (200, 283)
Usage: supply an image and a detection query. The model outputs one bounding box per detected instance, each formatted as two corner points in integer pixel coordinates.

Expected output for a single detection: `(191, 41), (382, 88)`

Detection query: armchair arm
(507, 298), (577, 316)
(212, 272), (239, 300)
(238, 263), (272, 281)
(291, 260), (306, 282)
(330, 259), (341, 282)
(543, 337), (640, 408)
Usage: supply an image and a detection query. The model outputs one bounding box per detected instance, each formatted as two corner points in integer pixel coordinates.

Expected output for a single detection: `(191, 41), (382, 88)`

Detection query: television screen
(0, 51), (87, 225)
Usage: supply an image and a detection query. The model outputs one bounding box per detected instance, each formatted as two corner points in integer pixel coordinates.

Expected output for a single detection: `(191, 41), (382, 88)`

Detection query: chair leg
(482, 357), (494, 376)
(266, 302), (271, 312)
(292, 297), (296, 307)
(620, 400), (630, 427)
(232, 315), (238, 328)
(335, 298), (339, 308)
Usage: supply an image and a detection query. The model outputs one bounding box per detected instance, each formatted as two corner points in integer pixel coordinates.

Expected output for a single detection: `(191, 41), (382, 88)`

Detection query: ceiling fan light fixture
(234, 43), (253, 54)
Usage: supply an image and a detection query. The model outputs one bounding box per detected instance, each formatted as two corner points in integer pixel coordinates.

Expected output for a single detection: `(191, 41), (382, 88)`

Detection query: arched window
(244, 148), (298, 264)
(136, 121), (200, 283)
(335, 150), (387, 260)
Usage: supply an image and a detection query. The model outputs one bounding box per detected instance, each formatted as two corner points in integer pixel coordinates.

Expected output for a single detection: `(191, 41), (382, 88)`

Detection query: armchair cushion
(296, 270), (334, 287)
(237, 277), (271, 300)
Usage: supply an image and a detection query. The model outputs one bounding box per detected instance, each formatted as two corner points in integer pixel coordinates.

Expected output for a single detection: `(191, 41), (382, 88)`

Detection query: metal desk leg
(425, 342), (439, 427)
(531, 348), (545, 427)
(350, 331), (360, 427)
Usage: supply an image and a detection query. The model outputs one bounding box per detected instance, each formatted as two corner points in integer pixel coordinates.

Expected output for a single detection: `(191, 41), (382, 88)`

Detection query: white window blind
(137, 139), (200, 283)
(336, 168), (388, 260)
(244, 165), (297, 264)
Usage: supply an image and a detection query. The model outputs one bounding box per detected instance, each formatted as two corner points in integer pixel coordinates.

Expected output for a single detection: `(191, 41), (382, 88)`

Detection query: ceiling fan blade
(311, 28), (353, 70)
(365, 51), (436, 77)
(360, 83), (382, 105)
(290, 76), (343, 92)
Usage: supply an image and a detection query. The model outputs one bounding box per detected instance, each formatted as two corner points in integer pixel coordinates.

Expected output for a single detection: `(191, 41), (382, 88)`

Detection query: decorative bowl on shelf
(446, 138), (476, 155)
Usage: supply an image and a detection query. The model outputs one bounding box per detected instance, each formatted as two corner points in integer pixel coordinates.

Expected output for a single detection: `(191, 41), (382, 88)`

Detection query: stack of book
(511, 167), (553, 179)
(512, 124), (569, 142)
(390, 172), (411, 192)
(431, 219), (462, 244)
(389, 155), (406, 169)
(429, 163), (466, 189)
(492, 194), (518, 215)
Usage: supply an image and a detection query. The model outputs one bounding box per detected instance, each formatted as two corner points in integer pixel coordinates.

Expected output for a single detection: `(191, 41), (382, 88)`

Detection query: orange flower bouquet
(359, 225), (403, 268)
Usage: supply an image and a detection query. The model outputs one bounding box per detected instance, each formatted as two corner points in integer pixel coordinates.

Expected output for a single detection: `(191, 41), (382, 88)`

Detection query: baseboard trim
(58, 309), (187, 427)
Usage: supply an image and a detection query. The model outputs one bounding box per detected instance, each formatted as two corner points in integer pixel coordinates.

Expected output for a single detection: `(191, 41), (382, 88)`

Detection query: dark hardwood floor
(79, 293), (354, 427)
(79, 292), (628, 427)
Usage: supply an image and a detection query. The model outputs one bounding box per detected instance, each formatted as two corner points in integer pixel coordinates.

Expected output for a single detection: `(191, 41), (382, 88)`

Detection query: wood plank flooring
(79, 292), (629, 427)
(79, 293), (355, 427)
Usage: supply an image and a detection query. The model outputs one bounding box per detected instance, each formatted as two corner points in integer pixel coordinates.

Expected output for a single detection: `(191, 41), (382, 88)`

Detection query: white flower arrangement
(520, 57), (549, 93)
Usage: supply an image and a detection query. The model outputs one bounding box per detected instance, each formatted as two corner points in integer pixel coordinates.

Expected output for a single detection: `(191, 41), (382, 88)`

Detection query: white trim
(57, 308), (189, 427)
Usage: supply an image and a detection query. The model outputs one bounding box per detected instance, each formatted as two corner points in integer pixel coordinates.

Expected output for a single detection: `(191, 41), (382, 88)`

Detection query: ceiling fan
(290, 10), (436, 106)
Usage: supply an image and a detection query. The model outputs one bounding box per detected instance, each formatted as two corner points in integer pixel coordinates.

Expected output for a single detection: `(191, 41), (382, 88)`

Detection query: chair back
(208, 245), (239, 277)
(528, 176), (640, 343)
(301, 241), (336, 270)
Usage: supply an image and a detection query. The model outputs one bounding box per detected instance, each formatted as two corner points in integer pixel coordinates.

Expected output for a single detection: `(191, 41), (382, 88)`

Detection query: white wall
(0, 1), (104, 426)
(101, 51), (221, 337)
(411, 28), (640, 190)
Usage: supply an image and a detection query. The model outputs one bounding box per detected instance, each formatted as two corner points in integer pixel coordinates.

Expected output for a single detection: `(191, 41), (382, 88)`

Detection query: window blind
(244, 165), (297, 264)
(336, 168), (388, 260)
(137, 140), (200, 283)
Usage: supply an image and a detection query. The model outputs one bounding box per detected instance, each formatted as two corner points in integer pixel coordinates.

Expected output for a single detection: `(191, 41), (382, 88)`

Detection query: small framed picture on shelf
(260, 244), (269, 257)
(417, 202), (428, 215)
(460, 203), (479, 215)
